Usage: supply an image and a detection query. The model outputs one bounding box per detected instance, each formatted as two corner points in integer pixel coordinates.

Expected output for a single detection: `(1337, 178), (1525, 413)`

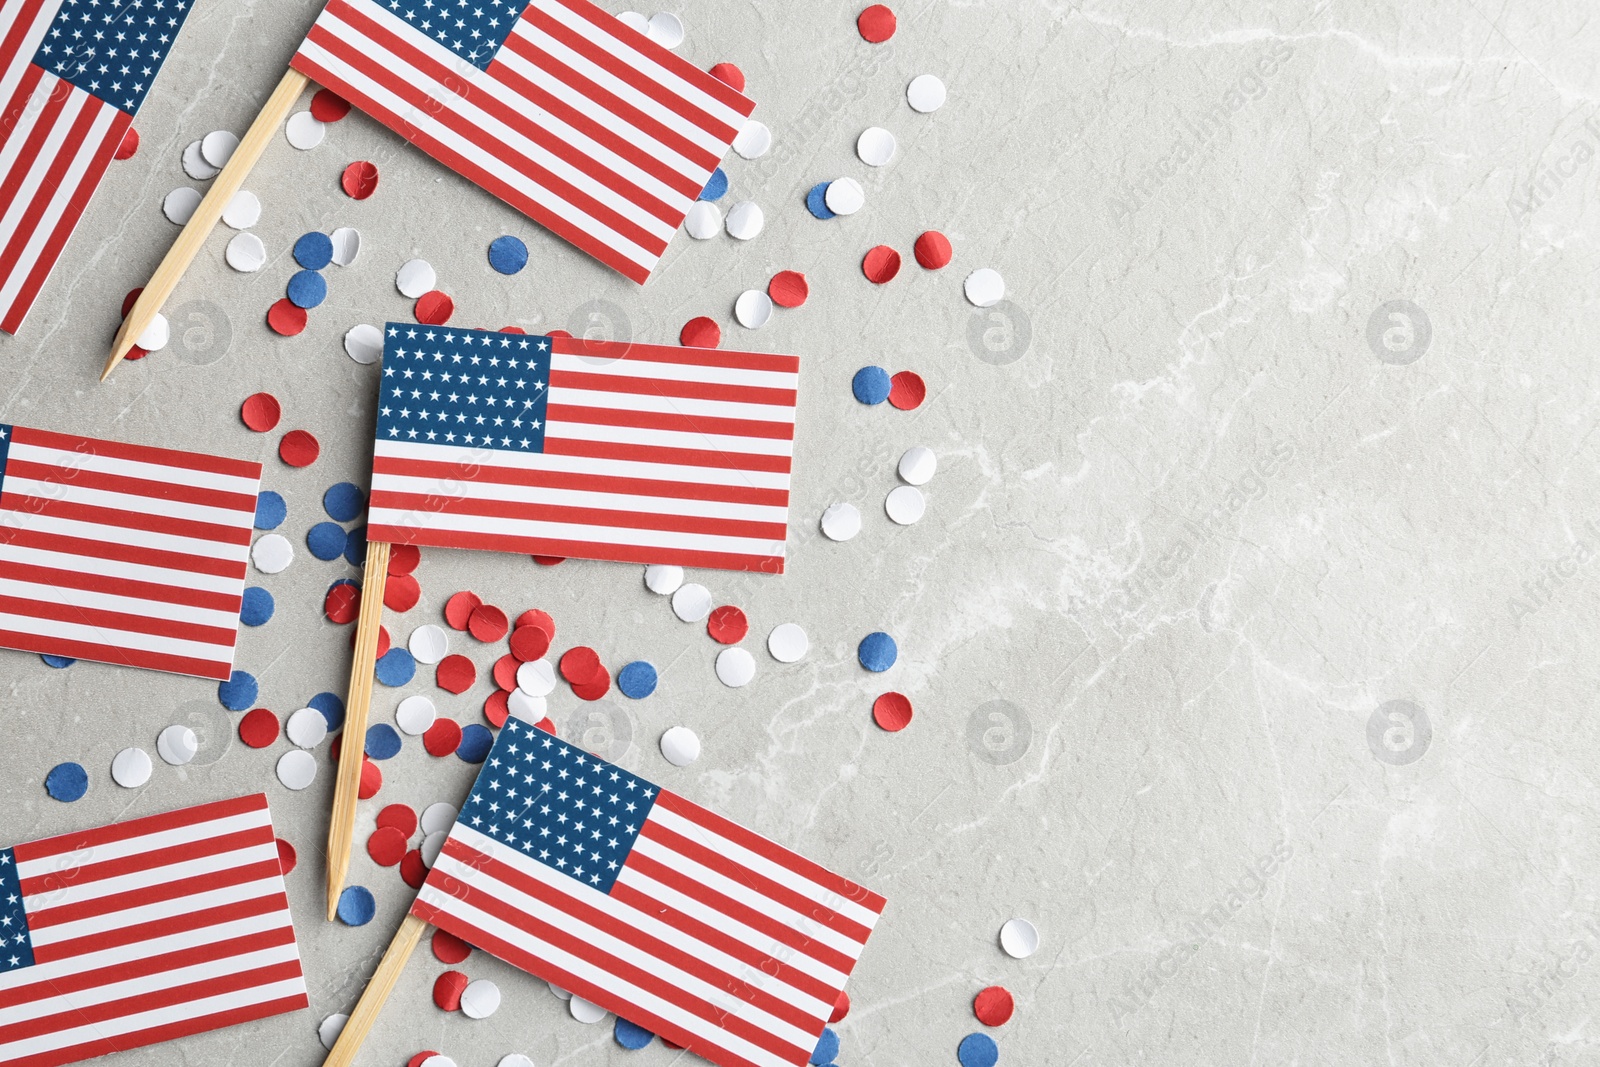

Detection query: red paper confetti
(559, 646), (601, 685)
(114, 126), (139, 160)
(406, 1053), (437, 1067)
(531, 554), (566, 566)
(415, 290), (454, 325)
(914, 230), (953, 270)
(516, 608), (555, 639)
(278, 429), (320, 467)
(974, 985), (1015, 1027)
(358, 758), (383, 799)
(708, 62), (745, 92)
(267, 298), (307, 336)
(388, 543), (421, 575)
(120, 287), (144, 317)
(325, 583), (360, 624)
(432, 970), (469, 1012)
(768, 270), (809, 308)
(423, 717), (463, 757)
(341, 160), (379, 199)
(707, 605), (749, 644)
(534, 716), (556, 735)
(857, 3), (896, 41)
(436, 654), (476, 694)
(400, 850), (428, 889)
(377, 803), (418, 838)
(679, 316), (721, 349)
(493, 654), (520, 691)
(509, 624), (551, 662)
(831, 990), (850, 1023)
(444, 590), (481, 630)
(888, 370), (927, 410)
(240, 392), (281, 432)
(384, 573), (421, 612)
(483, 690), (509, 728)
(239, 707), (279, 748)
(432, 929), (473, 965)
(311, 89), (351, 122)
(571, 665), (611, 701)
(276, 837), (297, 875)
(354, 624), (392, 659)
(862, 244), (902, 284)
(468, 603), (509, 642)
(367, 826), (407, 867)
(873, 691), (913, 731)
(123, 345), (149, 363)
(329, 733), (342, 762)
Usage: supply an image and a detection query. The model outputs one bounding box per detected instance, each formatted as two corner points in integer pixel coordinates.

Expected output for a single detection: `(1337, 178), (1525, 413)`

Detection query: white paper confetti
(318, 1013), (348, 1050)
(508, 689), (548, 721)
(907, 73), (947, 113)
(276, 749), (317, 791)
(885, 485), (926, 525)
(201, 130), (239, 169)
(824, 177), (864, 216)
(547, 981), (573, 1001)
(734, 289), (773, 329)
(616, 11), (648, 32)
(135, 313), (170, 352)
(685, 201), (722, 239)
(732, 119), (771, 160)
(330, 227), (362, 266)
(898, 445), (937, 485)
(420, 802), (459, 835)
(225, 232), (267, 273)
(460, 979), (501, 1019)
(420, 829), (448, 867)
(660, 725), (700, 767)
(767, 623), (809, 663)
(395, 694), (437, 735)
(820, 502), (862, 541)
(181, 139), (218, 180)
(725, 201), (763, 240)
(856, 127), (897, 167)
(251, 533), (294, 574)
(285, 111), (326, 150)
(396, 258), (437, 298)
(644, 564), (684, 595)
(569, 996), (608, 1024)
(516, 659), (557, 696)
(162, 187), (202, 225)
(221, 189), (260, 230)
(672, 583), (713, 622)
(408, 624), (449, 664)
(111, 747), (152, 788)
(715, 646), (756, 688)
(286, 707), (329, 749)
(344, 323), (383, 364)
(156, 724), (198, 766)
(1000, 917), (1040, 959)
(964, 267), (1005, 308)
(646, 11), (684, 47)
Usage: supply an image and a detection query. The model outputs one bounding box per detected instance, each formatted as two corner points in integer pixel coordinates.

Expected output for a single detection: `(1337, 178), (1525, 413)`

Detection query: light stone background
(0, 0), (1586, 1064)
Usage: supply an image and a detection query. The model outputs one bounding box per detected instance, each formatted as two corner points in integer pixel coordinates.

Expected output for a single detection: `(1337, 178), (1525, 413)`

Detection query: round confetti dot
(831, 990), (850, 1022)
(483, 690), (510, 727)
(914, 230), (953, 269)
(276, 749), (317, 790)
(378, 803), (419, 840)
(111, 747), (152, 788)
(287, 270), (328, 309)
(907, 73), (947, 113)
(267, 298), (307, 336)
(805, 182), (836, 220)
(964, 267), (1005, 308)
(973, 985), (1014, 1027)
(226, 231), (267, 273)
(367, 826), (407, 867)
(732, 120), (771, 160)
(366, 722), (403, 760)
(436, 654), (476, 694)
(813, 1028), (841, 1065)
(857, 3), (896, 41)
(294, 231), (335, 270)
(680, 316), (721, 349)
(279, 429), (320, 467)
(307, 521), (346, 560)
(311, 691), (345, 731)
(825, 177), (864, 216)
(285, 110), (326, 149)
(734, 289), (773, 329)
(321, 482), (364, 523)
(379, 573), (418, 614)
(343, 323), (383, 364)
(708, 61), (744, 91)
(767, 623), (809, 663)
(432, 928), (471, 964)
(395, 694), (438, 735)
(570, 996), (607, 1024)
(278, 838), (297, 875)
(707, 605), (748, 644)
(222, 189), (261, 229)
(423, 717), (463, 757)
(957, 1033), (1000, 1067)
(672, 583), (713, 622)
(388, 543), (421, 576)
(420, 1057), (456, 1067)
(337, 885), (376, 926)
(157, 724), (198, 766)
(856, 126), (897, 167)
(889, 370), (926, 410)
(115, 126), (139, 160)
(999, 917), (1040, 959)
(559, 646), (602, 685)
(685, 200), (722, 239)
(862, 245), (901, 284)
(252, 532), (293, 572)
(163, 186), (202, 225)
(311, 88), (351, 122)
(898, 445), (937, 485)
(468, 604), (509, 642)
(434, 970), (469, 1012)
(768, 270), (808, 308)
(509, 691), (548, 724)
(516, 659), (557, 696)
(873, 691), (913, 731)
(725, 200), (764, 240)
(408, 624), (448, 665)
(548, 982), (573, 1001)
(715, 646), (756, 688)
(342, 160), (379, 199)
(532, 554), (566, 566)
(415, 289), (454, 325)
(239, 707), (280, 748)
(182, 138), (218, 179)
(202, 129), (239, 168)
(698, 166), (728, 201)
(509, 625), (550, 663)
(617, 661), (657, 699)
(820, 502), (861, 541)
(460, 978), (501, 1019)
(852, 365), (892, 404)
(45, 762), (88, 801)
(885, 484), (926, 525)
(218, 669), (259, 711)
(858, 632), (897, 672)
(496, 1057), (534, 1067)
(494, 654), (520, 690)
(331, 227), (362, 265)
(659, 725), (700, 766)
(444, 590), (481, 630)
(240, 585), (275, 626)
(375, 647), (418, 687)
(241, 392), (281, 432)
(644, 564), (684, 595)
(318, 1013), (348, 1050)
(646, 10), (683, 46)
(572, 667), (611, 701)
(133, 312), (170, 353)
(286, 707), (329, 748)
(617, 10), (648, 31)
(485, 234), (529, 275)
(40, 654), (73, 668)
(615, 1017), (655, 1049)
(359, 757), (382, 799)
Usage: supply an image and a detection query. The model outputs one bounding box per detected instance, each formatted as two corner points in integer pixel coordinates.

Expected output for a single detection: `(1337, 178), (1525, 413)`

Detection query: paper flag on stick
(366, 325), (799, 573)
(411, 717), (886, 1067)
(0, 0), (202, 333)
(289, 0), (754, 283)
(0, 423), (262, 679)
(0, 794), (308, 1067)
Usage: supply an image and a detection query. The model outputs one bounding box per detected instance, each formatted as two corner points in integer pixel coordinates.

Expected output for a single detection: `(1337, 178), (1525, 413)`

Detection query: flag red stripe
(2, 456), (260, 513)
(0, 492), (255, 547)
(4, 995), (310, 1067)
(26, 859), (282, 931)
(15, 794), (266, 864)
(0, 557), (242, 615)
(365, 524), (784, 574)
(0, 626), (233, 679)
(552, 369), (797, 408)
(0, 590), (238, 650)
(31, 888), (292, 965)
(0, 1), (50, 74)
(0, 76), (70, 262)
(0, 61), (45, 144)
(546, 401), (797, 442)
(373, 453), (789, 508)
(0, 524), (246, 580)
(19, 827), (270, 898)
(551, 337), (800, 374)
(542, 436), (793, 475)
(13, 425), (262, 480)
(369, 488), (787, 542)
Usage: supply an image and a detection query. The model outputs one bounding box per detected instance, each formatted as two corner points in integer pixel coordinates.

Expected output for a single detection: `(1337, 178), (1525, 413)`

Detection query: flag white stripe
(0, 610), (232, 664)
(7, 442), (262, 497)
(0, 476), (255, 531)
(0, 509), (253, 562)
(0, 541), (246, 596)
(545, 419), (794, 458)
(0, 575), (236, 629)
(366, 506), (784, 558)
(0, 1), (64, 112)
(368, 474), (785, 524)
(551, 353), (799, 391)
(27, 879), (285, 949)
(15, 809), (271, 879)
(22, 843), (277, 916)
(546, 386), (798, 425)
(371, 438), (790, 491)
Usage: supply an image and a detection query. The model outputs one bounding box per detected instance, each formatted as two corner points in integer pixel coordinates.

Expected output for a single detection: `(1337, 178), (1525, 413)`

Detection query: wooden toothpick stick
(322, 913), (429, 1067)
(102, 67), (311, 381)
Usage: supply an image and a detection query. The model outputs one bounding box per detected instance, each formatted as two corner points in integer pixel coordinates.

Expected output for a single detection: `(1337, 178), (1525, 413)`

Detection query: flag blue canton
(378, 325), (553, 454)
(462, 718), (658, 894)
(0, 848), (35, 974)
(32, 0), (200, 114)
(379, 0), (525, 71)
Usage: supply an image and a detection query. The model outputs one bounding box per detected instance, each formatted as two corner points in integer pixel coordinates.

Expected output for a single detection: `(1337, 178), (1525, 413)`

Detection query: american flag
(0, 794), (309, 1067)
(413, 718), (885, 1067)
(290, 0), (754, 283)
(366, 325), (798, 573)
(0, 0), (199, 334)
(0, 423), (262, 680)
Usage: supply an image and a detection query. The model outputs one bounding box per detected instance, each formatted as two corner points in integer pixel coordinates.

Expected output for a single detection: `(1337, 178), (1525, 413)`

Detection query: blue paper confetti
(307, 522), (347, 561)
(309, 691), (345, 732)
(457, 723), (494, 763)
(617, 661), (658, 699)
(255, 490), (287, 530)
(336, 885), (376, 926)
(44, 762), (88, 802)
(218, 670), (259, 711)
(811, 1028), (840, 1065)
(240, 586), (275, 626)
(323, 482), (365, 523)
(614, 1017), (655, 1050)
(852, 366), (892, 405)
(286, 270), (327, 310)
(858, 631), (897, 672)
(343, 525), (368, 568)
(806, 181), (837, 220)
(488, 234), (529, 274)
(699, 166), (728, 202)
(375, 648), (416, 687)
(293, 231), (334, 270)
(39, 654), (74, 668)
(957, 1033), (999, 1067)
(365, 723), (402, 760)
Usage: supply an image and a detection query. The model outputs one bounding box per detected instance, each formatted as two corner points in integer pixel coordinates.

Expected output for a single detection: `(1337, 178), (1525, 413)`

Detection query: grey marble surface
(2, 0), (1590, 1065)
